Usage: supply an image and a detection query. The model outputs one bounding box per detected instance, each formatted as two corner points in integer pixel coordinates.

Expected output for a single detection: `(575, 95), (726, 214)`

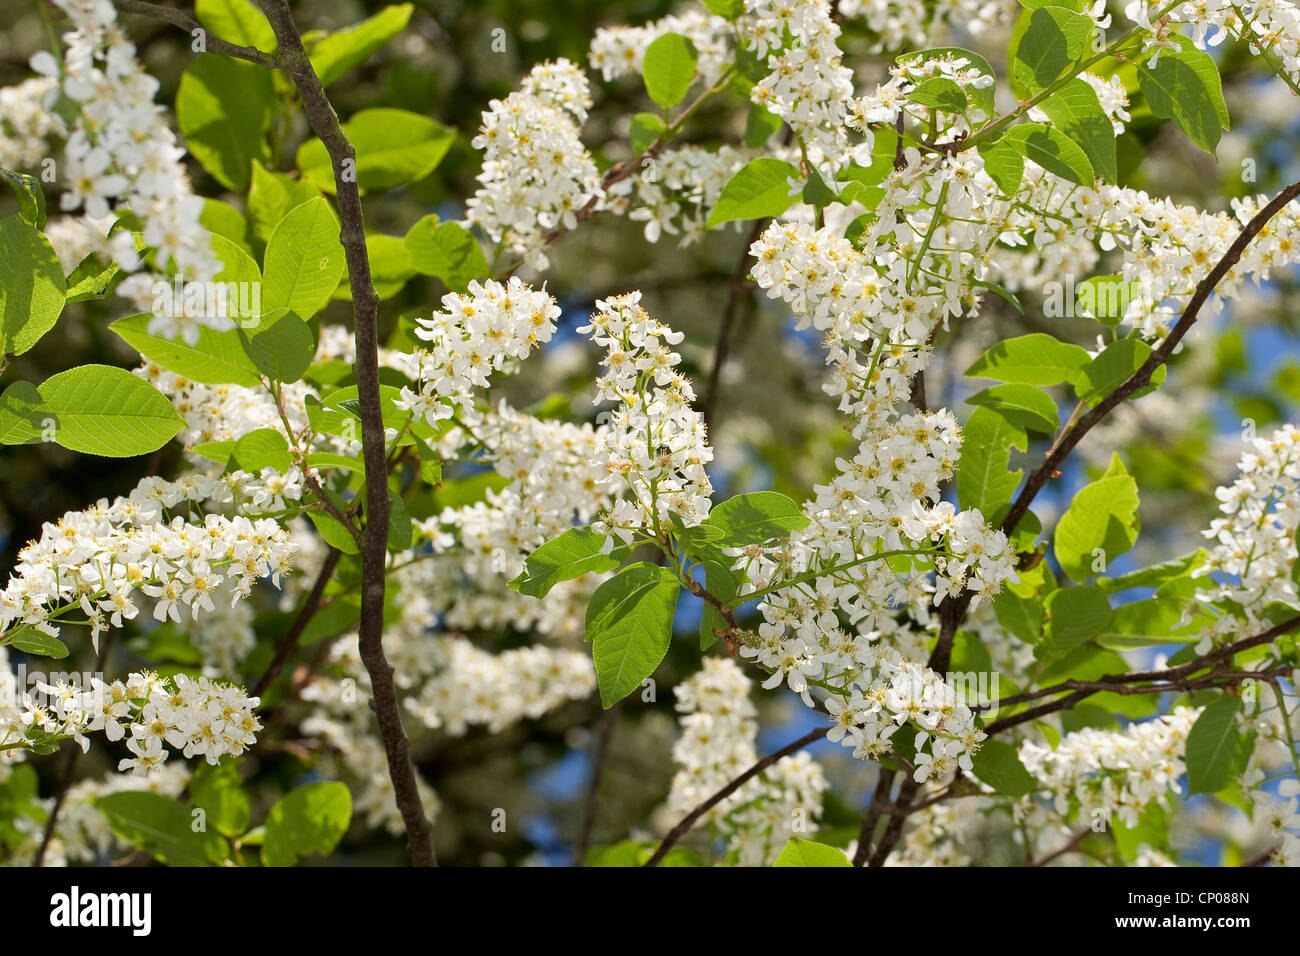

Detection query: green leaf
(1096, 596), (1209, 650)
(1138, 41), (1230, 153)
(700, 0), (743, 17)
(1098, 549), (1205, 594)
(1010, 5), (1094, 95)
(510, 527), (624, 598)
(403, 215), (488, 293)
(630, 112), (667, 155)
(586, 563), (679, 708)
(699, 559), (741, 651)
(307, 510), (359, 554)
(111, 312), (262, 388)
(704, 491), (809, 547)
(966, 383), (1059, 435)
(1039, 586), (1111, 660)
(262, 197), (345, 320)
(1, 168), (46, 229)
(96, 792), (225, 866)
(642, 33), (697, 109)
(978, 141), (1024, 194)
(1002, 122), (1095, 186)
(176, 55), (275, 191)
(308, 4), (414, 87)
(262, 781), (352, 866)
(1074, 274), (1136, 323)
(201, 199), (252, 252)
(297, 109), (455, 194)
(965, 332), (1091, 386)
(909, 77), (968, 114)
(1038, 78), (1117, 183)
(1185, 696), (1242, 794)
(64, 252), (122, 304)
(387, 488), (413, 551)
(707, 158), (799, 227)
(969, 739), (1037, 796)
(1075, 336), (1166, 407)
(0, 381), (48, 445)
(993, 590), (1043, 643)
(190, 760), (252, 839)
(195, 0), (276, 51)
(0, 216), (64, 355)
(241, 312), (316, 384)
(771, 838), (851, 867)
(233, 427), (291, 473)
(7, 627), (69, 659)
(248, 160), (321, 244)
(957, 405), (1027, 523)
(898, 48), (997, 116)
(38, 365), (185, 458)
(1053, 468), (1140, 582)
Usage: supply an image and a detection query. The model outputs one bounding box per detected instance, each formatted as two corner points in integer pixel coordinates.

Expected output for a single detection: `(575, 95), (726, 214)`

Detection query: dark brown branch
(111, 1), (277, 67)
(252, 547), (342, 697)
(573, 704), (619, 866)
(642, 725), (828, 867)
(999, 178), (1300, 539)
(852, 769), (896, 865)
(1029, 826), (1091, 867)
(258, 0), (435, 867)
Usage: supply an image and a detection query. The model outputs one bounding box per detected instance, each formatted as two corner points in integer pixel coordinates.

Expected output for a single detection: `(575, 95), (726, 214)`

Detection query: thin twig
(252, 547), (342, 697)
(111, 1), (277, 67)
(573, 704), (619, 866)
(642, 725), (827, 867)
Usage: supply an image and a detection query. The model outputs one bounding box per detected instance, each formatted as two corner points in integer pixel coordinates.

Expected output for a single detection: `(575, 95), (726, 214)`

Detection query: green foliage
(403, 215), (489, 292)
(296, 109), (455, 194)
(262, 197), (346, 320)
(0, 216), (64, 355)
(510, 527), (625, 597)
(307, 4), (414, 87)
(37, 364), (185, 458)
(1052, 455), (1140, 582)
(965, 333), (1091, 386)
(970, 739), (1037, 796)
(642, 33), (697, 109)
(96, 791), (227, 866)
(957, 405), (1027, 523)
(586, 562), (679, 707)
(1137, 38), (1230, 153)
(1009, 4), (1094, 96)
(771, 838), (851, 866)
(707, 158), (799, 226)
(262, 781), (353, 866)
(176, 55), (276, 190)
(702, 491), (809, 547)
(1185, 696), (1244, 794)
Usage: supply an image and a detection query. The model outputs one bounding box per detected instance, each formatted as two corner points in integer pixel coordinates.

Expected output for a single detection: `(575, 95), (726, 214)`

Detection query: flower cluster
(743, 0), (866, 177)
(579, 292), (715, 540)
(1019, 707), (1199, 828)
(465, 59), (601, 270)
(300, 561), (594, 833)
(1127, 1), (1300, 86)
(589, 10), (733, 85)
(0, 474), (296, 651)
(2, 670), (261, 775)
(0, 77), (65, 168)
(665, 658), (826, 865)
(395, 278), (560, 427)
(32, 0), (222, 343)
(620, 145), (752, 244)
(1198, 423), (1300, 614)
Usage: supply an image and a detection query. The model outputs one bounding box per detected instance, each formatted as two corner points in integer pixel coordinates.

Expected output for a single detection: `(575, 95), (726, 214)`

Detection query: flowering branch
(110, 0), (277, 68)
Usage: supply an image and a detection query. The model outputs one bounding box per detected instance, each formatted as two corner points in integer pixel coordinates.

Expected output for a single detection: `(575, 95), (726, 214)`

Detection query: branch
(573, 704), (619, 866)
(252, 547), (342, 697)
(111, 1), (277, 67)
(257, 0), (435, 867)
(641, 725), (827, 867)
(999, 178), (1300, 539)
(1029, 826), (1091, 867)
